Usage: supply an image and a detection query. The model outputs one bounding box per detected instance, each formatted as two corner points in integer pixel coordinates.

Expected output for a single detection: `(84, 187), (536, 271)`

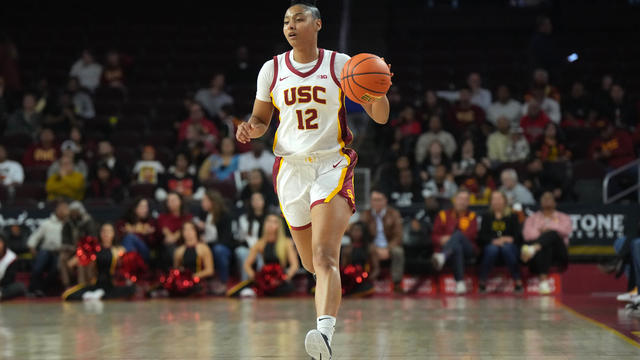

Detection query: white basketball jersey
(270, 49), (352, 158)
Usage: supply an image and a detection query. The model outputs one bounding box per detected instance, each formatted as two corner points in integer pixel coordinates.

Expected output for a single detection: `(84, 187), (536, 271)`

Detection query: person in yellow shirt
(45, 155), (85, 201)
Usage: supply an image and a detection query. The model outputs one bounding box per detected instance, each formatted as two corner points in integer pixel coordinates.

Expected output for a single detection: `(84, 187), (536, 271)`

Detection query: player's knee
(312, 248), (339, 272)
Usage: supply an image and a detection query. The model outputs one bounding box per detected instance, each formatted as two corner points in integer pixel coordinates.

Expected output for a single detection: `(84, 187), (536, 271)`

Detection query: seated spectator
(158, 192), (193, 271)
(460, 162), (496, 205)
(195, 73), (234, 119)
(116, 197), (157, 263)
(521, 191), (572, 295)
(452, 138), (486, 180)
(5, 222), (29, 255)
(524, 68), (561, 103)
(0, 144), (24, 193)
(487, 85), (522, 128)
(422, 164), (458, 201)
(62, 223), (136, 301)
(242, 214), (299, 297)
(418, 140), (451, 181)
(0, 233), (27, 301)
(561, 81), (595, 128)
(239, 168), (277, 208)
(438, 72), (492, 111)
(65, 77), (95, 120)
(359, 189), (405, 292)
(237, 139), (275, 178)
(156, 152), (203, 202)
(407, 194), (439, 248)
(487, 116), (512, 165)
(178, 103), (220, 152)
(27, 200), (69, 297)
(500, 168), (535, 206)
(505, 126), (530, 162)
(589, 120), (635, 170)
(69, 49), (102, 92)
(60, 201), (97, 288)
(430, 190), (478, 295)
(198, 137), (239, 183)
(91, 140), (130, 184)
(46, 155), (85, 201)
(173, 221), (215, 283)
(47, 140), (88, 179)
(43, 91), (78, 133)
(340, 221), (378, 296)
(520, 98), (551, 144)
(5, 92), (43, 136)
(419, 90), (449, 126)
(477, 191), (523, 293)
(23, 128), (60, 168)
(414, 114), (457, 161)
(67, 126), (92, 162)
(533, 122), (571, 163)
(391, 104), (422, 151)
(101, 50), (127, 90)
(195, 190), (234, 294)
(389, 168), (422, 208)
(522, 86), (561, 124)
(234, 192), (268, 281)
(601, 83), (638, 130)
(447, 87), (486, 136)
(87, 162), (126, 202)
(132, 145), (165, 185)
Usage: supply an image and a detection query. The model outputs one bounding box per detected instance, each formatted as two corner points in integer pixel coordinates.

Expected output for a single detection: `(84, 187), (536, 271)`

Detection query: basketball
(340, 53), (392, 105)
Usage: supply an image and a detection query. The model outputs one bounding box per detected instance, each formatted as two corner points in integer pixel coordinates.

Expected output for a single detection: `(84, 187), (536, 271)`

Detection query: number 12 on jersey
(296, 109), (319, 130)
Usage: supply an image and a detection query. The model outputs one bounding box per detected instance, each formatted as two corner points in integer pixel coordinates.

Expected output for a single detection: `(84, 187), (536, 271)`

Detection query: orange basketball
(340, 53), (392, 105)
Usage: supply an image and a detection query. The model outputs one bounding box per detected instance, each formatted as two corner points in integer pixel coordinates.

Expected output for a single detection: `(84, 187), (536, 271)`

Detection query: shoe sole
(305, 330), (331, 360)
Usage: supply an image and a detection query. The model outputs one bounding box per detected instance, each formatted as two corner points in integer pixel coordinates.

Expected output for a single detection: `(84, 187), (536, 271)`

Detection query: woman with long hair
(235, 192), (268, 281)
(116, 197), (157, 264)
(157, 192), (193, 271)
(173, 221), (215, 283)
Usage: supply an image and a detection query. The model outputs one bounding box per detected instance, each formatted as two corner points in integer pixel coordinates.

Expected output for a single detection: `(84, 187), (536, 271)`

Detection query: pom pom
(117, 251), (148, 283)
(340, 264), (369, 295)
(76, 236), (101, 266)
(161, 268), (199, 296)
(254, 263), (287, 296)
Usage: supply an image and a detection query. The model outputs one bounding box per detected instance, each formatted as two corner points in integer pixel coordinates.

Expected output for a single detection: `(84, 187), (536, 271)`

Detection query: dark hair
(124, 197), (151, 223)
(166, 191), (187, 216)
(180, 221), (200, 244)
(349, 221), (372, 247)
(99, 222), (119, 244)
(289, 0), (321, 20)
(204, 190), (229, 222)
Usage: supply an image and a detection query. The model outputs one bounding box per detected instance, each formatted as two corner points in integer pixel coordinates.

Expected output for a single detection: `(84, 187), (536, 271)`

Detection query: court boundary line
(555, 299), (640, 349)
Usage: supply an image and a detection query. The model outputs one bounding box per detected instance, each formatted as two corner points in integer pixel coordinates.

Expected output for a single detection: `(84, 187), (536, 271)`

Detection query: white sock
(317, 315), (336, 345)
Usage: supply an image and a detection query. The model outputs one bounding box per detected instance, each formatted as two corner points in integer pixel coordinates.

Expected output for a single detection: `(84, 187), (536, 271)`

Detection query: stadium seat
(24, 165), (50, 183)
(129, 183), (157, 199)
(14, 183), (47, 201)
(2, 133), (33, 148)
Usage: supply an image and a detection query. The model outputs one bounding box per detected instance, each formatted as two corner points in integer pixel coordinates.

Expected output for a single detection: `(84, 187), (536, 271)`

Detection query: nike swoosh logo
(332, 160), (342, 168)
(279, 76), (290, 81)
(318, 317), (332, 322)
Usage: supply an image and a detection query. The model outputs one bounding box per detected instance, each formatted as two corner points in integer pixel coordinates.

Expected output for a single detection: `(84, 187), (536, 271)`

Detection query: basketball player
(236, 1), (390, 358)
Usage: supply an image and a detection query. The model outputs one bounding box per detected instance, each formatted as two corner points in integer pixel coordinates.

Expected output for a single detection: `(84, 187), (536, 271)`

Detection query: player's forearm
(369, 96), (390, 124)
(248, 116), (269, 138)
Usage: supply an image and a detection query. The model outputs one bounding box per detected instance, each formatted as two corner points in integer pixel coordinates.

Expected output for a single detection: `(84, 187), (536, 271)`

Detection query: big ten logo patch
(283, 86), (327, 105)
(317, 74), (328, 79)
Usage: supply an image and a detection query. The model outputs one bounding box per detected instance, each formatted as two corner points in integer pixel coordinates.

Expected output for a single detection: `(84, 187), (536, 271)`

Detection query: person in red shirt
(157, 192), (193, 271)
(520, 98), (551, 144)
(178, 103), (220, 147)
(430, 189), (478, 294)
(22, 128), (60, 167)
(589, 120), (635, 170)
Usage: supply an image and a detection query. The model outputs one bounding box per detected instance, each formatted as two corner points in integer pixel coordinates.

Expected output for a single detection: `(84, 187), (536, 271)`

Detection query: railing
(603, 159), (640, 204)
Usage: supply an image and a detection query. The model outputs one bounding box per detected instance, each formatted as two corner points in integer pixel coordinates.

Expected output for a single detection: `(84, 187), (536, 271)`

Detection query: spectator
(69, 49), (102, 92)
(156, 152), (204, 202)
(522, 86), (561, 124)
(487, 85), (523, 128)
(65, 77), (95, 120)
(359, 190), (405, 292)
(477, 191), (523, 293)
(242, 214), (299, 297)
(237, 139), (276, 178)
(593, 74), (614, 114)
(520, 98), (551, 144)
(27, 200), (69, 296)
(217, 104), (250, 153)
(521, 191), (572, 294)
(234, 192), (268, 281)
(173, 221), (215, 282)
(132, 145), (165, 185)
(528, 16), (561, 76)
(422, 163), (458, 201)
(116, 197), (158, 263)
(195, 73), (234, 119)
(43, 91), (78, 132)
(0, 144), (24, 192)
(500, 168), (535, 206)
(391, 104), (422, 149)
(487, 116), (512, 164)
(60, 201), (97, 288)
(22, 128), (59, 167)
(452, 138), (486, 180)
(178, 102), (220, 150)
(414, 114), (457, 161)
(522, 157), (554, 201)
(589, 121), (635, 170)
(92, 140), (130, 184)
(505, 126), (530, 162)
(460, 162), (496, 205)
(418, 140), (451, 181)
(87, 162), (126, 202)
(45, 155), (85, 201)
(5, 92), (43, 136)
(101, 50), (127, 90)
(47, 140), (89, 179)
(67, 126), (91, 161)
(341, 221), (379, 296)
(438, 72), (492, 111)
(562, 80), (595, 128)
(226, 45), (256, 88)
(601, 83), (638, 130)
(525, 68), (561, 103)
(198, 137), (240, 183)
(533, 122), (571, 162)
(447, 87), (486, 136)
(431, 190), (478, 295)
(0, 234), (27, 301)
(419, 90), (449, 127)
(389, 168), (423, 208)
(195, 190), (235, 294)
(239, 168), (278, 208)
(157, 192), (193, 271)
(5, 222), (29, 255)
(409, 194), (440, 247)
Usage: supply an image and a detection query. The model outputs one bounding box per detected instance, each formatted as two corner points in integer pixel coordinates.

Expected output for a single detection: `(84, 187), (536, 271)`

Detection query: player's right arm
(237, 59), (276, 144)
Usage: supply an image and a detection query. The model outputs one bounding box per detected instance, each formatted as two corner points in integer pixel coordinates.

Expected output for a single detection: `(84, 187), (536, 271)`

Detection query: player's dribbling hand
(236, 122), (255, 144)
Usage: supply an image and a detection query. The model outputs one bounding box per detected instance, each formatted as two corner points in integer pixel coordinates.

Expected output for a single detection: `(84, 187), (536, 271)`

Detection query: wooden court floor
(1, 296), (640, 359)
